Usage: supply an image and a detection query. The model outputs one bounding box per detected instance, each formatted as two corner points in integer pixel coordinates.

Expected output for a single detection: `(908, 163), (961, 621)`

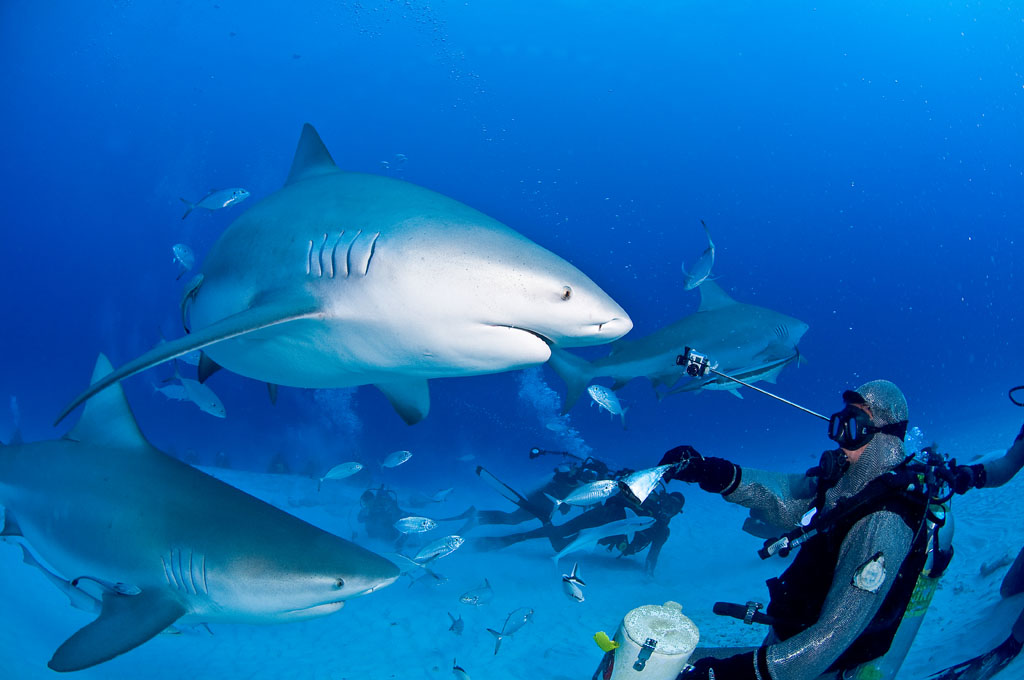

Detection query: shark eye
(561, 286), (573, 301)
(334, 578), (345, 589)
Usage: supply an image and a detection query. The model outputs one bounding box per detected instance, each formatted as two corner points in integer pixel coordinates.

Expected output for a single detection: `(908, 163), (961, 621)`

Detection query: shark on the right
(548, 281), (808, 411)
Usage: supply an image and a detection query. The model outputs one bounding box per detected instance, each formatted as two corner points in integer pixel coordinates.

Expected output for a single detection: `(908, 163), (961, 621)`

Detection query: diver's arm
(660, 446), (814, 528)
(980, 428), (1024, 488)
(763, 510), (915, 680)
(643, 522), (670, 575)
(723, 469), (816, 530)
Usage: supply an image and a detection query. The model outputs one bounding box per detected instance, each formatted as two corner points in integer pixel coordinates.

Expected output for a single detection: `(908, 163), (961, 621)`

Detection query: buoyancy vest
(764, 485), (930, 671)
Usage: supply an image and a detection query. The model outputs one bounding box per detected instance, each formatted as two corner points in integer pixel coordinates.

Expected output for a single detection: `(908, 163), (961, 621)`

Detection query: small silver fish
(452, 659), (470, 680)
(682, 219), (715, 290)
(172, 243), (195, 280)
(414, 535), (464, 563)
(561, 562), (586, 603)
(318, 462), (363, 490)
(431, 487), (454, 502)
(460, 578), (494, 605)
(180, 187), (250, 219)
(394, 516), (438, 534)
(448, 612), (464, 635)
(587, 385), (628, 428)
(153, 383), (189, 402)
(546, 479), (619, 514)
(382, 449), (413, 468)
(618, 464), (674, 505)
(487, 607), (534, 655)
(179, 376), (226, 418)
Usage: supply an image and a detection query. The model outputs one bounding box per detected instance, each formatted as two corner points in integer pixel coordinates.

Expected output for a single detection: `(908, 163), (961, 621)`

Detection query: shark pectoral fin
(48, 590), (186, 672)
(0, 507), (21, 537)
(727, 388), (744, 399)
(547, 347), (593, 414)
(374, 379), (430, 425)
(610, 378), (629, 391)
(197, 352), (223, 383)
(55, 301), (323, 426)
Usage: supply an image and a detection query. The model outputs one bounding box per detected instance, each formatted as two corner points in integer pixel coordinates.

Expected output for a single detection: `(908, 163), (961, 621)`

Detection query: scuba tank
(592, 601), (699, 680)
(848, 499), (954, 679)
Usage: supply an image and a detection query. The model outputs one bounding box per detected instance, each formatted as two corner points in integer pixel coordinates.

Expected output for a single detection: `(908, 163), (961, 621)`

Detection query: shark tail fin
(179, 197), (194, 220)
(547, 347), (594, 414)
(55, 300), (322, 427)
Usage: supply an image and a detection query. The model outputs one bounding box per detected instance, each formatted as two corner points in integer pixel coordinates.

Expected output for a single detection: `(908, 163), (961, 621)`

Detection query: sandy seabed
(1, 461), (1022, 679)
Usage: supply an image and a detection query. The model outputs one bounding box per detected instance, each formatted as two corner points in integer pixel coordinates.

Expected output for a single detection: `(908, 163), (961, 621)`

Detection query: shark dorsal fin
(66, 354), (148, 449)
(286, 123), (338, 186)
(697, 281), (736, 312)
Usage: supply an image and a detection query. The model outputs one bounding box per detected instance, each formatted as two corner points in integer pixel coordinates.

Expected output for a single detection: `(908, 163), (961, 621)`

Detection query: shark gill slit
(328, 231), (345, 279)
(346, 230), (363, 278)
(162, 552), (178, 589)
(365, 232), (381, 274)
(178, 548), (187, 593)
(305, 240), (314, 276)
(188, 550), (197, 595)
(317, 233), (329, 278)
(202, 553), (209, 596)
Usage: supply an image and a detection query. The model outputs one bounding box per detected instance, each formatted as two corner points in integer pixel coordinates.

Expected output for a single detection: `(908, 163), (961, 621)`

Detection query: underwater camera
(676, 347), (711, 378)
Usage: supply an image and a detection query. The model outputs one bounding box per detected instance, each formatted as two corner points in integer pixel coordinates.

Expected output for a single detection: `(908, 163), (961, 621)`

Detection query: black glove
(660, 446), (741, 495)
(678, 651), (760, 680)
(951, 463), (987, 494)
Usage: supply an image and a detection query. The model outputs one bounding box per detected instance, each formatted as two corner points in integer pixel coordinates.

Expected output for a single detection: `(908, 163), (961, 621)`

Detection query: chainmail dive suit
(722, 380), (914, 680)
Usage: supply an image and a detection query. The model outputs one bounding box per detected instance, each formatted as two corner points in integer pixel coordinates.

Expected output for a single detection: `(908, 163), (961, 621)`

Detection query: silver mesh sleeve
(724, 468), (816, 529)
(764, 510), (914, 680)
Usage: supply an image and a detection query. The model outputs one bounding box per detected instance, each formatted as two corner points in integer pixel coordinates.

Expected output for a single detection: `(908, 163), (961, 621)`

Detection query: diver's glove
(659, 446), (741, 495)
(677, 650), (765, 680)
(950, 462), (988, 494)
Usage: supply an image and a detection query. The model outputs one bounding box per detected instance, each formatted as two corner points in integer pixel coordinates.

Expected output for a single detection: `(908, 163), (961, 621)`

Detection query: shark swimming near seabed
(57, 123), (631, 427)
(551, 509), (656, 566)
(3, 355), (399, 672)
(548, 281), (808, 411)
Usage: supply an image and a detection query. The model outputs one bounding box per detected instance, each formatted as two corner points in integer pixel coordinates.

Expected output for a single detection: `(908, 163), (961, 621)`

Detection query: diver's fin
(286, 123), (338, 186)
(48, 589), (187, 672)
(66, 355), (148, 449)
(373, 378), (430, 425)
(927, 633), (1023, 680)
(197, 352), (222, 383)
(55, 301), (322, 426)
(547, 347), (594, 413)
(697, 281), (736, 312)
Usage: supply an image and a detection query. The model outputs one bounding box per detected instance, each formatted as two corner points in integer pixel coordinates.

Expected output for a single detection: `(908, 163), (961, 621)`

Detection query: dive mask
(827, 392), (908, 450)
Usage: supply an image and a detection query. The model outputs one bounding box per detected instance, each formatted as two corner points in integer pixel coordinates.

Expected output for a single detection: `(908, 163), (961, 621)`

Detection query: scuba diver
(357, 486), (409, 549)
(475, 488), (686, 575)
(458, 452), (617, 530)
(929, 385), (1024, 680)
(663, 380), (943, 680)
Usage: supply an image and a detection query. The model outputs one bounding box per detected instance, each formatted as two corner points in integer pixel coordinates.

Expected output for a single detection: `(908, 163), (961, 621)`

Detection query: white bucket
(602, 601), (699, 680)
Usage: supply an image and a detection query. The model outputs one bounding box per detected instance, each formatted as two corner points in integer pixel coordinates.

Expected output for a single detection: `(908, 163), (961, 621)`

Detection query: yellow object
(594, 631), (620, 652)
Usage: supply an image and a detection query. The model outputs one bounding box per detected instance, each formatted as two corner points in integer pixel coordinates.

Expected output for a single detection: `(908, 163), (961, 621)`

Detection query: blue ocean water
(1, 1), (1022, 678)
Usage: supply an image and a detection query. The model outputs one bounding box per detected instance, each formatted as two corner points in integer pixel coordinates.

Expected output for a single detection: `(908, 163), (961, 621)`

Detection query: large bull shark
(56, 124), (630, 426)
(549, 281), (808, 411)
(4, 355), (399, 672)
